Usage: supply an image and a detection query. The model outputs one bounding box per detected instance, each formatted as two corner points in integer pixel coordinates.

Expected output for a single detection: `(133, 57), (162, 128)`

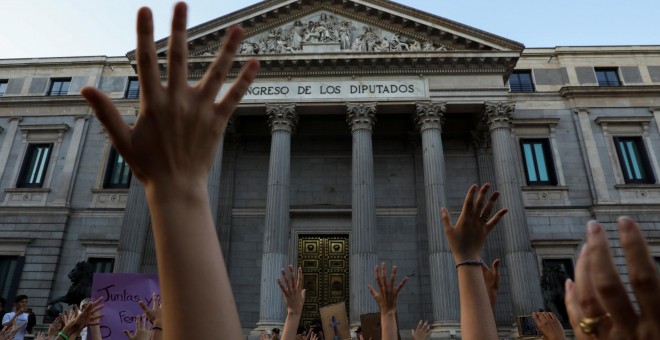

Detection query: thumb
(301, 289), (306, 300)
(492, 259), (501, 276)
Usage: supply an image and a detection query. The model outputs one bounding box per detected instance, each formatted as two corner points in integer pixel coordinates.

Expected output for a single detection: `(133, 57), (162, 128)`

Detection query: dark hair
(356, 326), (362, 334)
(272, 328), (280, 334)
(14, 295), (27, 304)
(0, 298), (5, 308)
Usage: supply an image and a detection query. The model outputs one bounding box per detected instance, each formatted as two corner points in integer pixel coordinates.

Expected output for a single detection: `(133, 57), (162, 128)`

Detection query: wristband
(57, 332), (70, 340)
(455, 260), (483, 268)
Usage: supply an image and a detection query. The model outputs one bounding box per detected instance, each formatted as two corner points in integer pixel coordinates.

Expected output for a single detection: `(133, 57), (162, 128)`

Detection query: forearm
(457, 267), (497, 340)
(146, 180), (242, 340)
(281, 312), (301, 340)
(380, 312), (398, 340)
(89, 325), (102, 340)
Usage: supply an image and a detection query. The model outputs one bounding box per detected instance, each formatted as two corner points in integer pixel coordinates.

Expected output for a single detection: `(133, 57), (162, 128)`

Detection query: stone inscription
(221, 79), (427, 101)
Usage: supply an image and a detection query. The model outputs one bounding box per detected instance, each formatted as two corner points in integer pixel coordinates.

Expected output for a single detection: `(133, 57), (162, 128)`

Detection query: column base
(430, 322), (460, 339)
(250, 321), (285, 340)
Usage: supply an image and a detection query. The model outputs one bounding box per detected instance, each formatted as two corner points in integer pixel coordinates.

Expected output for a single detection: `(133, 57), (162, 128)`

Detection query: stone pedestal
(347, 103), (379, 325)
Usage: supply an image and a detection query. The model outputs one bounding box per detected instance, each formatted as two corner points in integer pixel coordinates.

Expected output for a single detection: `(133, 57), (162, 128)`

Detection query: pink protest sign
(91, 273), (160, 340)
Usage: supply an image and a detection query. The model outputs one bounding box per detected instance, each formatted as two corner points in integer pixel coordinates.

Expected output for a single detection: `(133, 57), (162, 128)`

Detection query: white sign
(221, 79), (428, 102)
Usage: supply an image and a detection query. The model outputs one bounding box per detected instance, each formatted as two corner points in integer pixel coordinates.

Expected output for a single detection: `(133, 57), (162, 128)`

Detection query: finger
(301, 288), (306, 300)
(81, 87), (132, 155)
(574, 243), (607, 319)
(214, 59), (260, 120)
(618, 216), (660, 319)
(288, 264), (296, 291)
(296, 267), (303, 291)
(139, 301), (149, 314)
(153, 292), (160, 307)
(587, 221), (637, 330)
(480, 191), (500, 221)
(276, 278), (287, 294)
(485, 208), (508, 232)
(395, 277), (408, 296)
(441, 208), (453, 235)
(124, 330), (131, 339)
(374, 265), (383, 293)
(281, 268), (292, 291)
(474, 183), (491, 217)
(563, 279), (585, 336)
(380, 262), (387, 290)
(368, 285), (377, 300)
(166, 2), (189, 90)
(198, 26), (245, 99)
(135, 7), (161, 99)
(390, 265), (397, 290)
(460, 184), (478, 218)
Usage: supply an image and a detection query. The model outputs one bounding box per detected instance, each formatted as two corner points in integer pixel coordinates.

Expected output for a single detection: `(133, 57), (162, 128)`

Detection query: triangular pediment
(130, 0), (523, 60)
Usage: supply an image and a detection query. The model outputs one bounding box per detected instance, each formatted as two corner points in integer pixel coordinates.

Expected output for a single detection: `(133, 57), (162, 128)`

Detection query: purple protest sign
(91, 273), (160, 340)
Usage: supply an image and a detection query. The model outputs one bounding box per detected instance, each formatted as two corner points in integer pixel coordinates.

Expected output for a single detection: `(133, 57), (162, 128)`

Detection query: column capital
(266, 104), (298, 133)
(483, 101), (515, 130)
(416, 102), (446, 132)
(347, 102), (377, 132)
(470, 129), (491, 152)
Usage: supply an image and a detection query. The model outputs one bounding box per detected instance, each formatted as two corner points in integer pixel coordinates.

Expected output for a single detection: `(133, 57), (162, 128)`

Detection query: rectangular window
(125, 77), (140, 99)
(595, 68), (621, 86)
(613, 137), (655, 184)
(541, 258), (574, 327)
(88, 257), (115, 273)
(520, 139), (557, 185)
(0, 256), (25, 308)
(0, 80), (8, 96)
(17, 143), (53, 188)
(509, 71), (535, 93)
(103, 147), (131, 189)
(48, 78), (71, 96)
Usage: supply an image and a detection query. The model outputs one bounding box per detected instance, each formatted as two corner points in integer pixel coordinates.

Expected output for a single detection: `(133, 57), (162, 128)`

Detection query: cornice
(145, 51), (520, 79)
(560, 85), (660, 99)
(0, 95), (90, 107)
(595, 116), (653, 125)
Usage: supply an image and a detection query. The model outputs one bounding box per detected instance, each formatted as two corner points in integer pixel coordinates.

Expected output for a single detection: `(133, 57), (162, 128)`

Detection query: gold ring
(579, 313), (610, 334)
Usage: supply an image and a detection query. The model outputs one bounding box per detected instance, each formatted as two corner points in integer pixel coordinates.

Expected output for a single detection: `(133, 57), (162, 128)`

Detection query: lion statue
(45, 261), (94, 320)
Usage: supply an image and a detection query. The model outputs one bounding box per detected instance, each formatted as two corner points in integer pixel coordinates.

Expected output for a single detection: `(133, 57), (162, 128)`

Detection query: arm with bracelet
(441, 184), (508, 340)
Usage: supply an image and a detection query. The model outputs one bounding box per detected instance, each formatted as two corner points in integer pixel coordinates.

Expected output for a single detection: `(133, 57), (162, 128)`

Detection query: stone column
(0, 117), (22, 184)
(115, 179), (150, 272)
(52, 115), (88, 205)
(573, 108), (612, 204)
(483, 102), (543, 316)
(347, 103), (379, 326)
(256, 104), (297, 331)
(416, 103), (459, 335)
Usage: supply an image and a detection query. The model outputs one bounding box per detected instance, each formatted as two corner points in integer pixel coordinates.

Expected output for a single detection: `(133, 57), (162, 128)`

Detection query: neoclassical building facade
(1, 0), (660, 338)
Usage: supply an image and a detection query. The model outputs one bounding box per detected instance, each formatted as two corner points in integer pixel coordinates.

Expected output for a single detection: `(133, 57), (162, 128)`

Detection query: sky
(0, 0), (657, 59)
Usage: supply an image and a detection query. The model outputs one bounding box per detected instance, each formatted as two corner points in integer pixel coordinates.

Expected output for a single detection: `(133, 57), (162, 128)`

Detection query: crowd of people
(1, 2), (658, 339)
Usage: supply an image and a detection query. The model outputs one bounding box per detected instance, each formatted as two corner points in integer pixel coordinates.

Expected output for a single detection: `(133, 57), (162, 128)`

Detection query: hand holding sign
(139, 293), (162, 328)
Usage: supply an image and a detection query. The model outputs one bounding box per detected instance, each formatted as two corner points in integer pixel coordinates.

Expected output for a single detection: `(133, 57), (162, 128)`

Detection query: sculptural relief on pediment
(234, 11), (450, 55)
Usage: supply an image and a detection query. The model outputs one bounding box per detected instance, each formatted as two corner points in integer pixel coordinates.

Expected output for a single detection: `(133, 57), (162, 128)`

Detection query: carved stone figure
(46, 261), (94, 319)
(338, 21), (353, 50)
(540, 263), (570, 326)
(409, 40), (421, 52)
(290, 20), (305, 50)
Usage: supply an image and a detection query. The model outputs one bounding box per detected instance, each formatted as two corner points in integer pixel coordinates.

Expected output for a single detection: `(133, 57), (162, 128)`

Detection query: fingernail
(565, 278), (573, 291)
(587, 220), (600, 235)
(580, 243), (588, 256)
(618, 216), (634, 231)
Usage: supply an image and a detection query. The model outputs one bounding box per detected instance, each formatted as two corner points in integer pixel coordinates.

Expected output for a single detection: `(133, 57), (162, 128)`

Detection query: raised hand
(124, 315), (152, 340)
(277, 265), (306, 316)
(442, 184), (507, 263)
(532, 312), (566, 340)
(565, 218), (660, 339)
(35, 332), (47, 340)
(368, 263), (408, 315)
(47, 315), (64, 338)
(81, 8), (259, 189)
(139, 293), (162, 327)
(61, 297), (104, 337)
(369, 263), (408, 340)
(260, 332), (269, 340)
(411, 320), (431, 340)
(481, 258), (501, 308)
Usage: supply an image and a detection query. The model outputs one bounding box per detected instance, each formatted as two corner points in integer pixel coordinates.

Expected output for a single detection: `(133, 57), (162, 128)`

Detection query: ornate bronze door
(298, 235), (349, 327)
